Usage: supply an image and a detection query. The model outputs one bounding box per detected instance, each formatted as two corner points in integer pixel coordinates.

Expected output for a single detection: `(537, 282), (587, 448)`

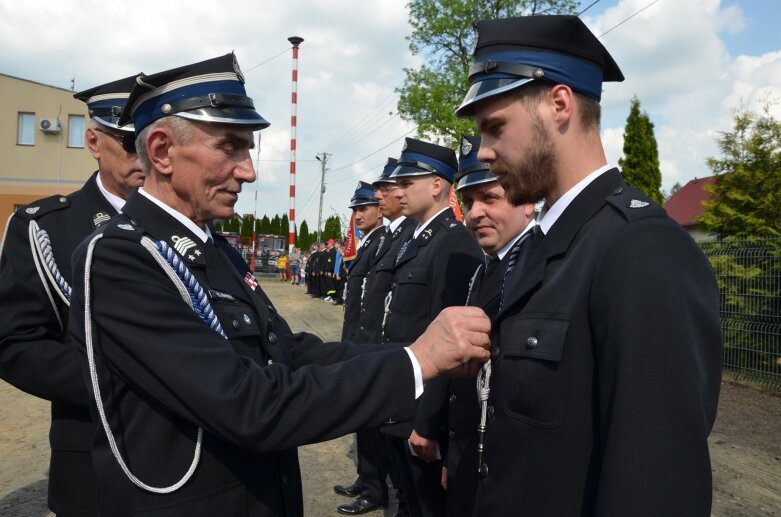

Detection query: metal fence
(700, 238), (781, 391)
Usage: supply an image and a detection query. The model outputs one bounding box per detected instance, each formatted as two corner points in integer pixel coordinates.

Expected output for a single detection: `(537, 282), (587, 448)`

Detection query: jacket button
(479, 463), (488, 477)
(527, 336), (538, 348)
(448, 430), (456, 439)
(449, 394), (457, 404)
(612, 186), (624, 195)
(492, 346), (500, 358)
(268, 332), (278, 344)
(407, 273), (413, 279)
(232, 320), (240, 330)
(243, 314), (252, 325)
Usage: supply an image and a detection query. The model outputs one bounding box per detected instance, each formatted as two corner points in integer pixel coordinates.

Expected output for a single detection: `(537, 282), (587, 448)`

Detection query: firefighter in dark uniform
(454, 15), (722, 515)
(334, 181), (387, 515)
(336, 157), (417, 517)
(66, 53), (491, 517)
(381, 138), (484, 517)
(443, 136), (535, 517)
(0, 75), (142, 516)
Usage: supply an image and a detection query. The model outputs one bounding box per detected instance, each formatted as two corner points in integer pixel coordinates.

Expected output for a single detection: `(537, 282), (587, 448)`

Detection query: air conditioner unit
(39, 118), (61, 134)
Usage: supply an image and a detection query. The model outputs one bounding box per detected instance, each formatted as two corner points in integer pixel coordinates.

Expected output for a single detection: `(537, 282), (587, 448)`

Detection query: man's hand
(409, 430), (438, 462)
(408, 306), (491, 381)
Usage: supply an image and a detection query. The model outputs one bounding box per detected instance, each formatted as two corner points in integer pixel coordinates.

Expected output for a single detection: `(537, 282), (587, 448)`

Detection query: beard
(489, 116), (556, 206)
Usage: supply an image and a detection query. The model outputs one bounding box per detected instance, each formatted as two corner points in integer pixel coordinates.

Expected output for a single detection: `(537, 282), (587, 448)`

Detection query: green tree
(214, 221), (224, 232)
(299, 220), (312, 250)
(281, 213), (290, 245)
(698, 103), (781, 238)
(322, 215), (342, 241)
(259, 215), (271, 234)
(239, 215), (255, 245)
(618, 96), (664, 205)
(397, 0), (578, 142)
(270, 215), (282, 236)
(224, 216), (241, 233)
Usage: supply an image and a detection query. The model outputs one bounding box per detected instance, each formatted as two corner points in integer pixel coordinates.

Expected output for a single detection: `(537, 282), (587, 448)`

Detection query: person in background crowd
(289, 246), (301, 285)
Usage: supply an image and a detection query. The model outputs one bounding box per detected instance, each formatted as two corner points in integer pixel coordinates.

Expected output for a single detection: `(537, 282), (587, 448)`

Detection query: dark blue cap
(349, 181), (379, 208)
(74, 74), (141, 132)
(390, 138), (458, 183)
(373, 157), (399, 186)
(119, 53), (270, 133)
(455, 135), (497, 191)
(456, 15), (624, 117)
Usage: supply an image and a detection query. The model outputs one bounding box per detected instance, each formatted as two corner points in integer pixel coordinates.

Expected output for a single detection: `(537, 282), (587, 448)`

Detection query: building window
(68, 115), (85, 148)
(17, 112), (35, 145)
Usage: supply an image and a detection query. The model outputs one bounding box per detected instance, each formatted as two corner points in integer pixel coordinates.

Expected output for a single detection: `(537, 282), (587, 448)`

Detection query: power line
(577, 0), (602, 16)
(598, 0), (662, 38)
(243, 47), (290, 74)
(327, 90), (399, 150)
(327, 127), (417, 173)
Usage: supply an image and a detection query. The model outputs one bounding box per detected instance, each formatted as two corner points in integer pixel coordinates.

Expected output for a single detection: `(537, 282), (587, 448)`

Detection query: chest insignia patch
(244, 272), (258, 291)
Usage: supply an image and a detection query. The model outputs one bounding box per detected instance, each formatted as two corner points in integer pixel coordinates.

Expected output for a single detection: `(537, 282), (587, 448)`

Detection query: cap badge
(117, 223), (135, 231)
(461, 137), (473, 156)
(25, 207), (40, 215)
(233, 54), (245, 83)
(629, 199), (650, 209)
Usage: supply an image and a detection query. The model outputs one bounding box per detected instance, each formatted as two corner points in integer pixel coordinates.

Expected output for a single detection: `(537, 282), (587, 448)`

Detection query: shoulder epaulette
(100, 218), (146, 241)
(15, 195), (71, 221)
(605, 186), (666, 222)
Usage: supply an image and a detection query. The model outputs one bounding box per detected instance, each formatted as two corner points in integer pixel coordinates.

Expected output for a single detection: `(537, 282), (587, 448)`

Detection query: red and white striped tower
(287, 36), (304, 252)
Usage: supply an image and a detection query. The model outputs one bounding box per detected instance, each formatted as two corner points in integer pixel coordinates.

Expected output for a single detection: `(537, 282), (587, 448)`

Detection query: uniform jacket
(473, 169), (722, 516)
(341, 225), (384, 342)
(445, 230), (530, 517)
(0, 171), (115, 514)
(382, 208), (483, 439)
(356, 218), (416, 345)
(68, 192), (418, 517)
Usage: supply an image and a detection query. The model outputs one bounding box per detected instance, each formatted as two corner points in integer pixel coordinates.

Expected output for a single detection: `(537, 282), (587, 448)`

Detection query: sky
(1, 0), (779, 233)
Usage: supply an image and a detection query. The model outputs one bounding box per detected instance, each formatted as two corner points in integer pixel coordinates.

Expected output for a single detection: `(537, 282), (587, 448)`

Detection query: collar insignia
(171, 235), (198, 256)
(422, 228), (433, 240)
(93, 211), (111, 227)
(629, 199), (650, 208)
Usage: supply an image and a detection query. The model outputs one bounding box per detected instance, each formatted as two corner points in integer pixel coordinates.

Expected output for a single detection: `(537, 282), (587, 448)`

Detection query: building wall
(0, 74), (95, 223)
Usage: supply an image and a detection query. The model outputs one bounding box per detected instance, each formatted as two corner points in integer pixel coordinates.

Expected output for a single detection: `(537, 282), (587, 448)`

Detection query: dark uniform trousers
(470, 169), (722, 516)
(67, 192), (423, 517)
(340, 225), (388, 503)
(0, 172), (117, 516)
(381, 208), (483, 517)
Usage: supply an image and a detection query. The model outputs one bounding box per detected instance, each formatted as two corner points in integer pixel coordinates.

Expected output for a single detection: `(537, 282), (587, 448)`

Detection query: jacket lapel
(495, 169), (624, 321)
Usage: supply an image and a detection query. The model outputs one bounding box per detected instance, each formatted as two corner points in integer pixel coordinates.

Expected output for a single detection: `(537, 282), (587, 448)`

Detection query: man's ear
(85, 127), (100, 159)
(147, 126), (175, 176)
(548, 84), (575, 128)
(431, 176), (443, 196)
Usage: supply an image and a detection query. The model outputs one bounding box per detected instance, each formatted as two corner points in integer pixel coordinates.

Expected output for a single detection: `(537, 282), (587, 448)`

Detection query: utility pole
(315, 152), (330, 242)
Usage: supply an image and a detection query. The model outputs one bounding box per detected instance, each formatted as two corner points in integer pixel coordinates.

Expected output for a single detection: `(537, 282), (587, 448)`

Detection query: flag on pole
(449, 185), (464, 222)
(342, 212), (359, 262)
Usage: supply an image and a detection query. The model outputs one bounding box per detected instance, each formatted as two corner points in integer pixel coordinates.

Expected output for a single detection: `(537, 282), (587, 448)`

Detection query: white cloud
(1, 0), (778, 226)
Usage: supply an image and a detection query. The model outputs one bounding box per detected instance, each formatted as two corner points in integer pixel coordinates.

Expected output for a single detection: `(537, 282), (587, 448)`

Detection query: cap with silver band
(390, 138), (458, 183)
(455, 135), (497, 191)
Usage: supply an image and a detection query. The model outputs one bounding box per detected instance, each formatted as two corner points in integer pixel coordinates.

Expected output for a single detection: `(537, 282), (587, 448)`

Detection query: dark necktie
(526, 225), (545, 262)
(483, 255), (501, 283)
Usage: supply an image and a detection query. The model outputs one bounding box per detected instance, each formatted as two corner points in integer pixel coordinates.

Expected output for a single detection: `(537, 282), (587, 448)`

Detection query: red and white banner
(342, 212), (359, 262)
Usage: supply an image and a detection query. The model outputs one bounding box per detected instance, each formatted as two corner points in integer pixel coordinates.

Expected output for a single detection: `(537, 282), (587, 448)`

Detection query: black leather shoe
(337, 498), (385, 515)
(333, 483), (362, 498)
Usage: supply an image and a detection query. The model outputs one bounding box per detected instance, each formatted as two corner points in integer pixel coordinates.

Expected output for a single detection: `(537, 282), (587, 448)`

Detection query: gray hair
(135, 116), (195, 172)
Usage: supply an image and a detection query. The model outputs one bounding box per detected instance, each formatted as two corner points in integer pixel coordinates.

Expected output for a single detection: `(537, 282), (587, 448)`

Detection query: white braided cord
(31, 222), (72, 305)
(27, 221), (64, 330)
(83, 233), (234, 494)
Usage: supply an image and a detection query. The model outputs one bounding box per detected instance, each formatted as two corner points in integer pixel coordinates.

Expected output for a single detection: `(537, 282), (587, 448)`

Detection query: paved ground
(1, 277), (779, 516)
